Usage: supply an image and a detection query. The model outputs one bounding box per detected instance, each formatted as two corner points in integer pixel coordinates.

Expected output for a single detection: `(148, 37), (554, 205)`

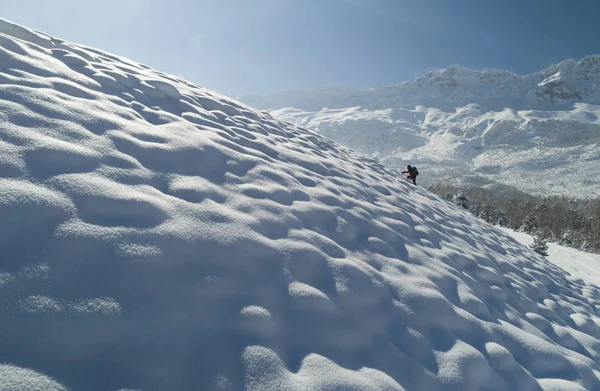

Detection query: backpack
(411, 166), (419, 176)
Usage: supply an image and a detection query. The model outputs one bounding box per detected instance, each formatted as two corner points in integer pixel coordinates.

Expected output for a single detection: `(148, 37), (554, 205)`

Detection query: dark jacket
(402, 167), (417, 178)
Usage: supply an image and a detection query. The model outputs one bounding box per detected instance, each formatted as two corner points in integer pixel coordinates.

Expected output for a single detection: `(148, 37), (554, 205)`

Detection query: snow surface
(2, 17), (600, 390)
(501, 228), (600, 289)
(242, 59), (600, 198)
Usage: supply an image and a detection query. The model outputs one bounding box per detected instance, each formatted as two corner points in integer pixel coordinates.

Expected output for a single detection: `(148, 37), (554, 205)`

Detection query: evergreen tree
(522, 213), (539, 234)
(442, 193), (454, 202)
(562, 230), (574, 246)
(591, 197), (600, 251)
(454, 191), (470, 210)
(496, 210), (509, 227)
(479, 205), (499, 224)
(530, 235), (549, 257)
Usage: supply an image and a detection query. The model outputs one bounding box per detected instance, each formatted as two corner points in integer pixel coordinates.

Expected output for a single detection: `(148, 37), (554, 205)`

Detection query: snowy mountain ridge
(242, 57), (600, 198)
(397, 56), (600, 108)
(3, 17), (600, 391)
(243, 55), (600, 111)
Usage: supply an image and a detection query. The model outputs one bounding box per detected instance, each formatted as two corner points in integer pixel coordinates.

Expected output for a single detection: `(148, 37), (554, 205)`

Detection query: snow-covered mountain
(243, 57), (600, 111)
(3, 17), (600, 391)
(241, 57), (600, 198)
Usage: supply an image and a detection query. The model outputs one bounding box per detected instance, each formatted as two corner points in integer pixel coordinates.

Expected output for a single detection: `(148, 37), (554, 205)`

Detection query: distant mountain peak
(242, 55), (600, 112)
(245, 55), (600, 199)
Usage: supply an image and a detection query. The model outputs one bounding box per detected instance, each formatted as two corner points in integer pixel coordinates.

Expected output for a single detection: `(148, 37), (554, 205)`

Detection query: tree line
(429, 183), (600, 254)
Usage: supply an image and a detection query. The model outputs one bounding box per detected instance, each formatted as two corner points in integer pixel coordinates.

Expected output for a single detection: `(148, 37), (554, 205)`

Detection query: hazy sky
(2, 0), (599, 96)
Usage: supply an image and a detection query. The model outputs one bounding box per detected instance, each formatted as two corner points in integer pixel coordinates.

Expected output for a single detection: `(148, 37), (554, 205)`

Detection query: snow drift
(1, 18), (600, 391)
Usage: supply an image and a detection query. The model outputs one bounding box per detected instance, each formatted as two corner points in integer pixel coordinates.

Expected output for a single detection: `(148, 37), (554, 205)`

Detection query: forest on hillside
(430, 183), (600, 254)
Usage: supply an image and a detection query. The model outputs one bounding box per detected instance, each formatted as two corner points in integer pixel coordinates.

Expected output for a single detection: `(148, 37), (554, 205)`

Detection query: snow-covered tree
(530, 235), (549, 256)
(561, 230), (578, 247)
(442, 193), (454, 202)
(454, 191), (469, 210)
(495, 210), (509, 227)
(478, 205), (498, 224)
(521, 213), (539, 234)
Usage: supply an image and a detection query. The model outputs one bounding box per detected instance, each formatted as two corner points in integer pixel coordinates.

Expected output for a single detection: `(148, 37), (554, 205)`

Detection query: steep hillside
(502, 228), (600, 289)
(2, 18), (600, 391)
(242, 58), (600, 198)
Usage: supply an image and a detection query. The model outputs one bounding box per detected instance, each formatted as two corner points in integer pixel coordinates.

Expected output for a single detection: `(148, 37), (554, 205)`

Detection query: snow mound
(1, 17), (600, 391)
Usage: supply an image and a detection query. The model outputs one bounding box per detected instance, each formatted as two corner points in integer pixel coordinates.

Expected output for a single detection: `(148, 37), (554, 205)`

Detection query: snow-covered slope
(501, 228), (600, 289)
(270, 104), (600, 198)
(2, 18), (600, 391)
(242, 58), (600, 198)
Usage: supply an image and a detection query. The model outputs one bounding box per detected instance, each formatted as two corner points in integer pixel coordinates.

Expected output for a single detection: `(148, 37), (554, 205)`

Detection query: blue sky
(2, 0), (599, 95)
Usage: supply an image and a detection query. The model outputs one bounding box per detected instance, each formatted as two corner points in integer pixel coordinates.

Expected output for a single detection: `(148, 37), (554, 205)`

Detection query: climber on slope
(402, 164), (419, 185)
